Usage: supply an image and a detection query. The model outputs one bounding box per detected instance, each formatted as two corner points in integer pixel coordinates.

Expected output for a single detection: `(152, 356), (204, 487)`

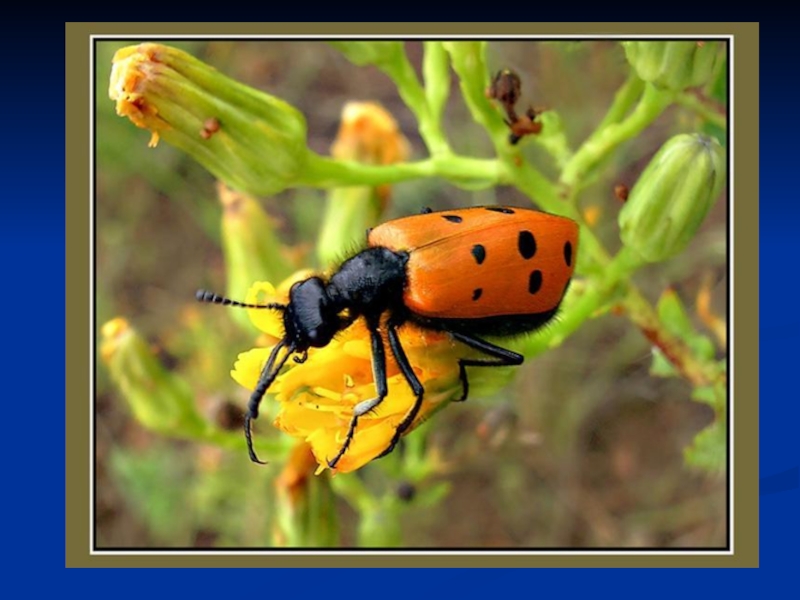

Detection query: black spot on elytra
(518, 230), (537, 259)
(564, 241), (573, 267)
(472, 288), (483, 301)
(471, 244), (486, 265)
(442, 214), (463, 223)
(486, 206), (515, 214)
(528, 270), (543, 294)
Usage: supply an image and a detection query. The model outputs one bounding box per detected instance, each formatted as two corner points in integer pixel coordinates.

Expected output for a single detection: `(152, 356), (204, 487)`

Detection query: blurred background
(95, 40), (727, 548)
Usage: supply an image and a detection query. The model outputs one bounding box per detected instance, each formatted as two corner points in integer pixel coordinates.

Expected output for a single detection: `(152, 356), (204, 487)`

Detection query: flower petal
(244, 282), (285, 337)
(231, 347), (275, 390)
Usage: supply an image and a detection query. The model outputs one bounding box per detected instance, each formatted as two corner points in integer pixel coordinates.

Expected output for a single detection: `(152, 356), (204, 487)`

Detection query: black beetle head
(283, 277), (344, 350)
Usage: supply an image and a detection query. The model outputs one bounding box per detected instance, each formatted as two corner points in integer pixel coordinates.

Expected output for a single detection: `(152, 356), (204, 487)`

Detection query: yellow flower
(231, 275), (464, 474)
(331, 101), (411, 169)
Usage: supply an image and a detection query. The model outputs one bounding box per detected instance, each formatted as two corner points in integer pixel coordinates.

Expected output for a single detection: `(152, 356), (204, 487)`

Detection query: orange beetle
(198, 206), (579, 468)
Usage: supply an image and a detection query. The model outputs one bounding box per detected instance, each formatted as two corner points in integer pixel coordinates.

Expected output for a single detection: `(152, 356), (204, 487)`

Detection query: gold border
(67, 22), (757, 567)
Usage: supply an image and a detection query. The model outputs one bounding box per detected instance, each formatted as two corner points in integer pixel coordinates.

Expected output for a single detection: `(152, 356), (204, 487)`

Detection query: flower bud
(101, 318), (205, 434)
(109, 43), (308, 196)
(619, 133), (725, 263)
(622, 41), (721, 91)
(218, 182), (292, 330)
(328, 41), (405, 68)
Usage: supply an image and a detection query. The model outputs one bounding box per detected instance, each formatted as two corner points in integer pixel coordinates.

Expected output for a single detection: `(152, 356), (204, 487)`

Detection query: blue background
(5, 21), (793, 593)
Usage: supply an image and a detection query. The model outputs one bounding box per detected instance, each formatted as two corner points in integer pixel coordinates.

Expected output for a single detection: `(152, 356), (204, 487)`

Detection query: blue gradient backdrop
(758, 25), (800, 576)
(4, 21), (791, 592)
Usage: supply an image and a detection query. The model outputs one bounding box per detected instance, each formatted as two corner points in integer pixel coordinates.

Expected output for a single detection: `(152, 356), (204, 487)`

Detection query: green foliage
(110, 446), (195, 543)
(651, 290), (718, 378)
(687, 376), (728, 471)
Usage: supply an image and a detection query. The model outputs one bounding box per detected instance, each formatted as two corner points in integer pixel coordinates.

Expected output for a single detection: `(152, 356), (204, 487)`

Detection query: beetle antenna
(244, 340), (295, 464)
(195, 289), (286, 310)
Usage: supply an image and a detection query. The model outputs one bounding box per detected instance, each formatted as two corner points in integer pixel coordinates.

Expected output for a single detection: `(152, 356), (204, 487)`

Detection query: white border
(89, 32), (734, 557)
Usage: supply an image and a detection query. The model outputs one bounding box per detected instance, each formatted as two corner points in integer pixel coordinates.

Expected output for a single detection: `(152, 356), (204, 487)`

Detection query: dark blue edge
(27, 20), (793, 587)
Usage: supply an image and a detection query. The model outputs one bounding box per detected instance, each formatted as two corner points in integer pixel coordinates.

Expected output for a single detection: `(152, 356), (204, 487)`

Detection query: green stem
(357, 501), (404, 547)
(329, 471), (375, 513)
(594, 72), (646, 131)
(301, 152), (504, 189)
(382, 54), (451, 156)
(443, 41), (572, 218)
(560, 83), (674, 189)
(421, 41), (453, 156)
(509, 161), (570, 214)
(675, 92), (727, 130)
(443, 42), (509, 147)
(622, 287), (726, 388)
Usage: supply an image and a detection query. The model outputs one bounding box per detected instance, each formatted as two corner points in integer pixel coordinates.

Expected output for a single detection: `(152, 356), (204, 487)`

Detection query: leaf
(656, 289), (717, 361)
(650, 347), (678, 378)
(684, 418), (726, 472)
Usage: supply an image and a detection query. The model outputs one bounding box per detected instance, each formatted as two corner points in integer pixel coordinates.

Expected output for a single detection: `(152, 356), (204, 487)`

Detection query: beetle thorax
(327, 247), (409, 319)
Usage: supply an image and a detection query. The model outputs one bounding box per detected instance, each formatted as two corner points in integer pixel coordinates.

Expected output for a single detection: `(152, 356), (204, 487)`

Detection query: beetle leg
(375, 321), (425, 459)
(449, 332), (524, 402)
(327, 316), (388, 469)
(245, 340), (293, 464)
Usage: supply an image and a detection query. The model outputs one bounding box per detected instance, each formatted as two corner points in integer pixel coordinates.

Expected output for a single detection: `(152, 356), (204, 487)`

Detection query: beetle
(197, 205), (579, 468)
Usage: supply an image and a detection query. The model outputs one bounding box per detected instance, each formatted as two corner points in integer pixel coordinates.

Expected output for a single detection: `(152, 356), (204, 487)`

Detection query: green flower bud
(101, 318), (205, 434)
(218, 183), (293, 330)
(109, 43), (308, 196)
(329, 41), (405, 68)
(623, 41), (721, 91)
(619, 133), (725, 263)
